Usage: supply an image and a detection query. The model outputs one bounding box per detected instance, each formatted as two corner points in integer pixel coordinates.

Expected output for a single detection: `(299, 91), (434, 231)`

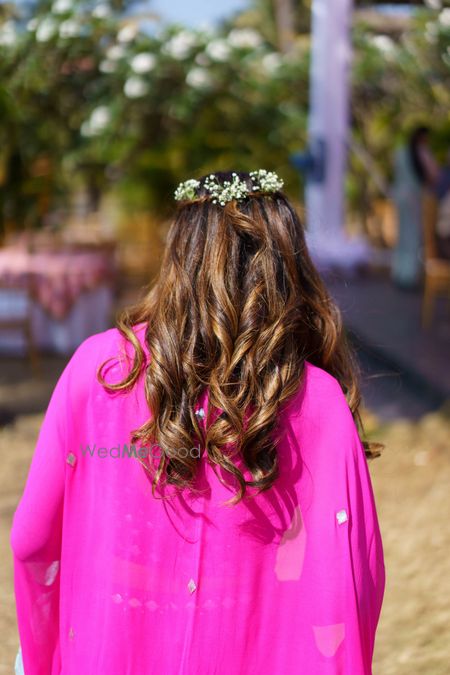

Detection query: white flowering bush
(0, 0), (308, 222)
(0, 0), (448, 226)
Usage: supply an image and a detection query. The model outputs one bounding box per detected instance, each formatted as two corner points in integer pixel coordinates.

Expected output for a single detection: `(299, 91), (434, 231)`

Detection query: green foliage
(0, 1), (448, 229)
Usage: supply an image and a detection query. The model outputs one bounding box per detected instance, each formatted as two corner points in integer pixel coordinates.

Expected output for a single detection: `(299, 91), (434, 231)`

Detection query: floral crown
(174, 170), (284, 207)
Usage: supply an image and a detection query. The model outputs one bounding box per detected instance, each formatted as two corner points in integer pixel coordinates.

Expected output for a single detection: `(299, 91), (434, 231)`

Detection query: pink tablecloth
(0, 247), (113, 320)
(0, 246), (115, 354)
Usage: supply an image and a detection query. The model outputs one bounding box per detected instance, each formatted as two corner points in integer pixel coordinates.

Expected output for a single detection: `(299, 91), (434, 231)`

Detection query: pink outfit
(10, 323), (385, 674)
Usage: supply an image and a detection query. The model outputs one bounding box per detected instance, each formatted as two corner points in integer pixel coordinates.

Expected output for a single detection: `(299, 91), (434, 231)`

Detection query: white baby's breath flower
(99, 59), (116, 73)
(130, 52), (156, 74)
(36, 18), (57, 42)
(163, 30), (198, 59)
(117, 24), (137, 43)
(249, 169), (284, 193)
(52, 0), (72, 14)
(186, 67), (212, 89)
(228, 28), (262, 49)
(0, 21), (17, 46)
(174, 172), (282, 206)
(261, 52), (282, 73)
(107, 44), (126, 60)
(206, 174), (249, 205)
(174, 179), (200, 201)
(59, 19), (81, 39)
(205, 39), (230, 62)
(124, 76), (149, 98)
(92, 3), (111, 19)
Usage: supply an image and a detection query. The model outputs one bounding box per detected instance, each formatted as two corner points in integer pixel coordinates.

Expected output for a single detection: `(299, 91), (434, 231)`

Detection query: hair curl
(98, 171), (381, 505)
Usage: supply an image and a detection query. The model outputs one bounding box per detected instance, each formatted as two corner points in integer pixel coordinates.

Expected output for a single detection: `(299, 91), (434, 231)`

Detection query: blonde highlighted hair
(98, 171), (379, 505)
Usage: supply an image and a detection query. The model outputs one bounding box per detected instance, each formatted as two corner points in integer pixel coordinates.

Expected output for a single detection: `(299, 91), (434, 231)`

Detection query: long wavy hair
(98, 171), (380, 505)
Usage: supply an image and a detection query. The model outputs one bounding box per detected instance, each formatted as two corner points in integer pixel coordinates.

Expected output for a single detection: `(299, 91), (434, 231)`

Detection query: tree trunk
(273, 0), (295, 53)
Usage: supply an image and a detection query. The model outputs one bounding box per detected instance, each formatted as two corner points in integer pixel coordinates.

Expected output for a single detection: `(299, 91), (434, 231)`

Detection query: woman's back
(11, 322), (384, 675)
(11, 171), (385, 674)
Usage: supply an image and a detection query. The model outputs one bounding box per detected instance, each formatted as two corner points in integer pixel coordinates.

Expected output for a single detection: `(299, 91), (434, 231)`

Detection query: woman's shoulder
(282, 360), (354, 426)
(69, 322), (147, 367)
(60, 323), (147, 400)
(303, 361), (349, 404)
(303, 360), (343, 388)
(68, 326), (123, 366)
(279, 362), (362, 469)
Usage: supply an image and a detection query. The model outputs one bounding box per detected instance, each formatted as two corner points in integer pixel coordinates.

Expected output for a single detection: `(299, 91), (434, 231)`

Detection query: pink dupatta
(11, 324), (385, 674)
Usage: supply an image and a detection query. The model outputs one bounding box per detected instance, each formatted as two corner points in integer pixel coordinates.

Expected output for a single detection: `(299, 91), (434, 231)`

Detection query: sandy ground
(365, 407), (450, 674)
(0, 357), (449, 674)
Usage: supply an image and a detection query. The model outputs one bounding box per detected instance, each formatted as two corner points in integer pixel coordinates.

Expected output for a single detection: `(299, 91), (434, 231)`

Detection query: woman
(391, 125), (440, 288)
(11, 170), (385, 674)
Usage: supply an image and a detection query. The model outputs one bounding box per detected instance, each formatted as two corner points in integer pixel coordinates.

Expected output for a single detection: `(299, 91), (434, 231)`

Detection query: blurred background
(0, 0), (449, 672)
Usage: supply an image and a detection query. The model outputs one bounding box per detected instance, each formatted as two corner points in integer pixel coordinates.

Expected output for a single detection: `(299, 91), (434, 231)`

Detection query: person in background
(435, 148), (450, 260)
(391, 125), (440, 289)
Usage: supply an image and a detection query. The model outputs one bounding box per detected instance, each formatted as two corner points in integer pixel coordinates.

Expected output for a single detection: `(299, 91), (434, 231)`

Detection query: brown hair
(98, 171), (380, 505)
